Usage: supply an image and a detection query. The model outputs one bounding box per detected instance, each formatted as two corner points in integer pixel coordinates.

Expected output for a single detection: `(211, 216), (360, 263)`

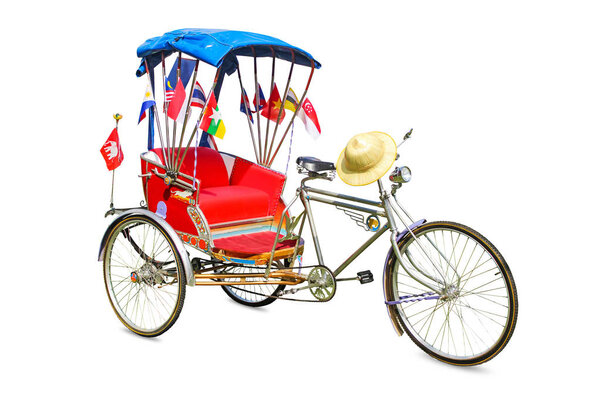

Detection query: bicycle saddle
(296, 156), (336, 173)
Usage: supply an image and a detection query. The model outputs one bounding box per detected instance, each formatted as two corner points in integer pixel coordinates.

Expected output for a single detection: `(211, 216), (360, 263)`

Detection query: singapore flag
(298, 98), (321, 139)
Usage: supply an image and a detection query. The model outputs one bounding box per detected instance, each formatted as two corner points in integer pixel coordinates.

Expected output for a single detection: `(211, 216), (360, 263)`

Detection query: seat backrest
(150, 147), (229, 188)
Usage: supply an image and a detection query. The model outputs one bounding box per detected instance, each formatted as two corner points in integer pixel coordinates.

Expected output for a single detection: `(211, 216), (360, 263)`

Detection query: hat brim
(336, 131), (397, 186)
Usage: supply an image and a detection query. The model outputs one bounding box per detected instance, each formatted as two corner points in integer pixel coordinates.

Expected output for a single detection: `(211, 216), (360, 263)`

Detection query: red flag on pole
(298, 98), (321, 139)
(167, 78), (186, 122)
(100, 128), (124, 170)
(261, 83), (286, 123)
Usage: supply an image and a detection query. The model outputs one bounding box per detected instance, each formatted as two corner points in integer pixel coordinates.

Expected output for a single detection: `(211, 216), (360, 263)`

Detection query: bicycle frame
(269, 175), (452, 294)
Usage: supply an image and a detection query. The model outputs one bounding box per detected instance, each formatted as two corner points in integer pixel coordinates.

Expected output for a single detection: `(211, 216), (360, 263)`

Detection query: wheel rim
(104, 218), (183, 334)
(392, 226), (513, 361)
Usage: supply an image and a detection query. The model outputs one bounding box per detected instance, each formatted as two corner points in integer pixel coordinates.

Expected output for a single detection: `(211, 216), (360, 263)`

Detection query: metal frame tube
(266, 51), (295, 164)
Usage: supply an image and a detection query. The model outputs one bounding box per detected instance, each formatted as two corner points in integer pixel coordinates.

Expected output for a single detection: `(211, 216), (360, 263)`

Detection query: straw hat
(336, 131), (397, 186)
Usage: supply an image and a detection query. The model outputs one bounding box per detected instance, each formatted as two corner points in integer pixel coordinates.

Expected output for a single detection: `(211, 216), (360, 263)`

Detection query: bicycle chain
(221, 265), (335, 303)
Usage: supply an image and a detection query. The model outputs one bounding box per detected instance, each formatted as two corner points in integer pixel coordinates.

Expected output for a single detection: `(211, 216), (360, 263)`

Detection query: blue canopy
(136, 28), (321, 77)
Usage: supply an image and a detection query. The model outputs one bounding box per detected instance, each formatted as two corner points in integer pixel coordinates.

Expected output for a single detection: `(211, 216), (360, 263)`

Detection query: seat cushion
(197, 185), (270, 225)
(213, 231), (299, 256)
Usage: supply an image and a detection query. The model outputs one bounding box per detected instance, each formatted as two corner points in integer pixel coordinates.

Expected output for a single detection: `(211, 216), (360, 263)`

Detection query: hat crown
(344, 134), (384, 172)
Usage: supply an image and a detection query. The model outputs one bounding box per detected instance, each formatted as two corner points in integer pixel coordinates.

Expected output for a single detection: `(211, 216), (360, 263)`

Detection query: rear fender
(382, 219), (427, 336)
(98, 208), (195, 286)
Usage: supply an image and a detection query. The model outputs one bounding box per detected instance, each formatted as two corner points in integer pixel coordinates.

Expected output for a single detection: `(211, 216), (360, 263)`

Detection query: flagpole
(175, 59), (199, 169)
(109, 113), (122, 209)
(236, 65), (259, 162)
(263, 46), (276, 164)
(161, 52), (172, 170)
(267, 61), (315, 167)
(175, 67), (222, 173)
(251, 47), (263, 164)
(170, 52), (182, 169)
(265, 51), (295, 164)
(143, 58), (169, 166)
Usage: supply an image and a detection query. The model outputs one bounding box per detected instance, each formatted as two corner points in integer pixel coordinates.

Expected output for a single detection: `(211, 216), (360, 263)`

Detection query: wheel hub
(135, 263), (163, 285)
(442, 284), (460, 301)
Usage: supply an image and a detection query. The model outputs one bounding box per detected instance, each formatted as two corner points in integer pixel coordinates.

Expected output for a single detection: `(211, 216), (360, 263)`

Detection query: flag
(165, 58), (196, 101)
(167, 78), (186, 122)
(284, 88), (299, 112)
(100, 128), (124, 170)
(199, 92), (226, 139)
(240, 88), (253, 123)
(298, 98), (321, 139)
(190, 81), (206, 108)
(199, 131), (218, 150)
(138, 84), (156, 124)
(253, 84), (266, 112)
(261, 83), (286, 123)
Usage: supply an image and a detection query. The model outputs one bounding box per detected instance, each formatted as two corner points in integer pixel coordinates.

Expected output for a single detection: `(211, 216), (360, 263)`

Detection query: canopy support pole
(267, 61), (315, 167)
(263, 46), (276, 164)
(170, 52), (182, 169)
(175, 59), (199, 169)
(161, 52), (172, 170)
(251, 47), (263, 164)
(143, 58), (169, 167)
(175, 67), (222, 173)
(265, 51), (295, 165)
(236, 65), (260, 163)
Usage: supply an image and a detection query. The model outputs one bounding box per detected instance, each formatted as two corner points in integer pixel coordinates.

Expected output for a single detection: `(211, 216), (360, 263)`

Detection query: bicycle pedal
(357, 270), (374, 284)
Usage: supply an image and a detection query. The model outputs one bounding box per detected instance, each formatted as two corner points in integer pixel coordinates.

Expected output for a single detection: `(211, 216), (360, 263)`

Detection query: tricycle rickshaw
(99, 28), (518, 366)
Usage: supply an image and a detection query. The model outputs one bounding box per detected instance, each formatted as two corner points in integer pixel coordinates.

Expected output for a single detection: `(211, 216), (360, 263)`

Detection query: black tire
(103, 215), (186, 337)
(220, 261), (287, 307)
(384, 221), (518, 366)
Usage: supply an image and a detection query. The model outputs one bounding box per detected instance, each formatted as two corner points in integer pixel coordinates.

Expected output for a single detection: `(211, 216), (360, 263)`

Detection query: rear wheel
(220, 261), (287, 307)
(103, 215), (186, 336)
(385, 221), (517, 365)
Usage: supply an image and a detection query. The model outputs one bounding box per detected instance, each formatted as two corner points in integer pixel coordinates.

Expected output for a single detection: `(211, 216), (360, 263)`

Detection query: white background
(1, 0), (598, 398)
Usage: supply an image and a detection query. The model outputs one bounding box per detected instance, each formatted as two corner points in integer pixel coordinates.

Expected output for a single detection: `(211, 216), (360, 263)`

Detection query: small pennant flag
(165, 58), (196, 101)
(200, 92), (226, 139)
(167, 78), (187, 122)
(240, 88), (253, 123)
(253, 84), (266, 112)
(298, 98), (321, 139)
(100, 128), (124, 170)
(191, 81), (206, 108)
(261, 83), (286, 123)
(284, 88), (299, 112)
(138, 84), (156, 124)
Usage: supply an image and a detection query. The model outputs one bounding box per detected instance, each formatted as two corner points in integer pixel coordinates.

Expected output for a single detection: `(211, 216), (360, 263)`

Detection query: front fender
(382, 218), (426, 336)
(98, 208), (195, 286)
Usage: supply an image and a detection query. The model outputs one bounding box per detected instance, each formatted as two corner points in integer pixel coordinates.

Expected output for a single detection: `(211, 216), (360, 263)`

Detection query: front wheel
(384, 221), (518, 366)
(103, 215), (186, 337)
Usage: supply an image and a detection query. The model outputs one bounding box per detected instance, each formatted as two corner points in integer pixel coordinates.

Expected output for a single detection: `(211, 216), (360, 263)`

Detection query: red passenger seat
(145, 147), (285, 226)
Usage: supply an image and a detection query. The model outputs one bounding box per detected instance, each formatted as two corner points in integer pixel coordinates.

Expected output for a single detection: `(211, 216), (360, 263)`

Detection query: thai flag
(191, 81), (206, 108)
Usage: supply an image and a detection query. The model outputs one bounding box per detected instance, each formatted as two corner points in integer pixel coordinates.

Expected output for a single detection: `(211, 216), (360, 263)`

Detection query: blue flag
(240, 88), (253, 123)
(165, 58), (196, 101)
